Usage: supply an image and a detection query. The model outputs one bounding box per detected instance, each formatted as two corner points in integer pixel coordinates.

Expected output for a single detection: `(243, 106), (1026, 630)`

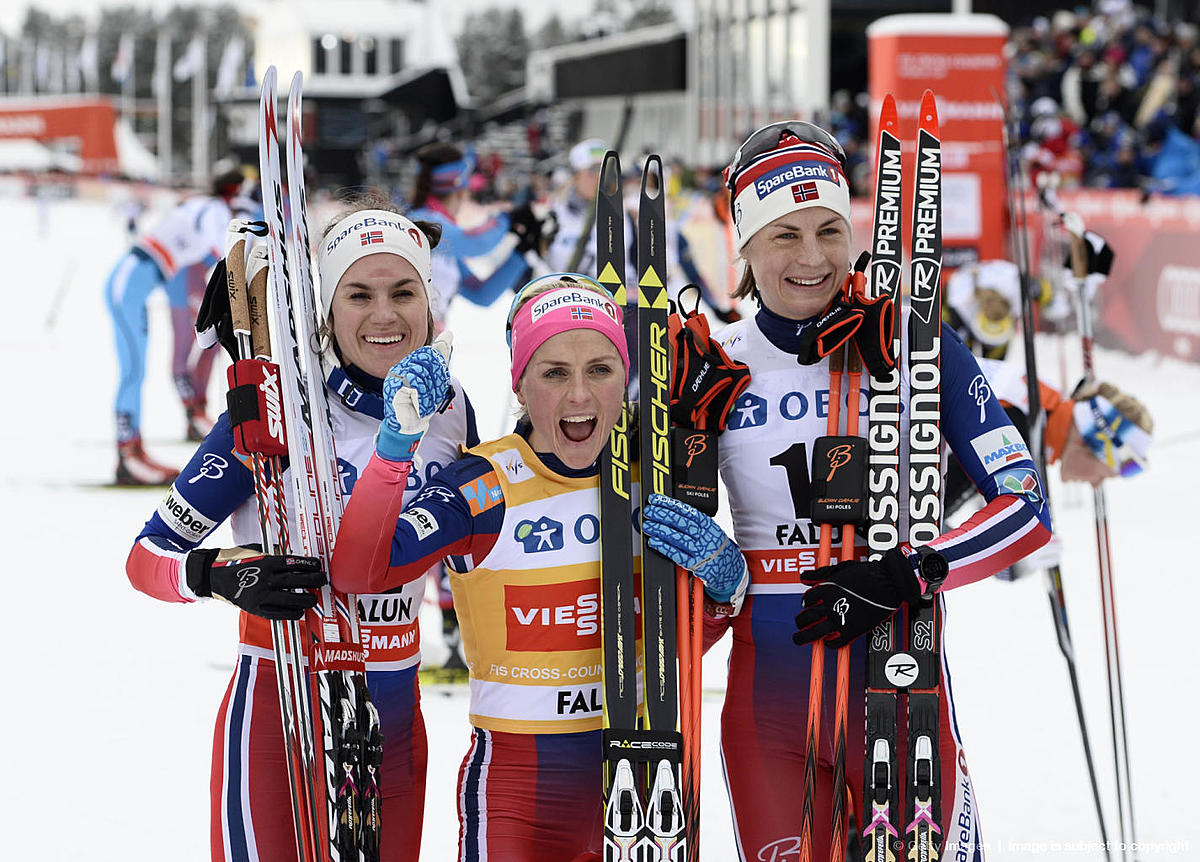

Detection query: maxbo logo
(971, 427), (1030, 475)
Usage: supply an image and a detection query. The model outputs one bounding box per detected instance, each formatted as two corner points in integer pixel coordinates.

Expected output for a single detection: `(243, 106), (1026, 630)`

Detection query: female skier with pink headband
(332, 272), (743, 860)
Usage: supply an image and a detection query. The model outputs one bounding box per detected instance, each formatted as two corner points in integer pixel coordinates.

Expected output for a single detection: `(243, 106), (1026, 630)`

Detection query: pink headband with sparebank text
(508, 287), (629, 391)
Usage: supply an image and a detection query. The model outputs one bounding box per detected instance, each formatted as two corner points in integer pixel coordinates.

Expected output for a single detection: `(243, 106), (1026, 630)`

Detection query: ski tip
(290, 69), (303, 91)
(600, 151), (622, 197)
(640, 154), (663, 200)
(262, 65), (277, 88)
(878, 92), (900, 135)
(919, 90), (940, 129)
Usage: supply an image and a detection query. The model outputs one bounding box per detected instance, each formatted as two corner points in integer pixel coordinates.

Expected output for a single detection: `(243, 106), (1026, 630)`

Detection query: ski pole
(1066, 219), (1139, 862)
(997, 103), (1113, 860)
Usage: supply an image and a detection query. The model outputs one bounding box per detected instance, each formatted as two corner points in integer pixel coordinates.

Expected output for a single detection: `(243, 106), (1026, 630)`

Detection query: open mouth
(560, 415), (597, 443)
(785, 273), (831, 288)
(363, 333), (406, 346)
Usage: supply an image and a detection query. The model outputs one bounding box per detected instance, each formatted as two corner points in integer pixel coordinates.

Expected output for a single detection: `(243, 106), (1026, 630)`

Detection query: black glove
(793, 547), (921, 648)
(195, 220), (268, 360)
(795, 252), (895, 378)
(508, 203), (547, 255)
(195, 258), (237, 360)
(186, 547), (326, 621)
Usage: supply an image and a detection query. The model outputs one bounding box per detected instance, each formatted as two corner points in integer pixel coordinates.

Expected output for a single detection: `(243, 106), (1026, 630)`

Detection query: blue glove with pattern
(377, 331), (453, 462)
(641, 493), (749, 610)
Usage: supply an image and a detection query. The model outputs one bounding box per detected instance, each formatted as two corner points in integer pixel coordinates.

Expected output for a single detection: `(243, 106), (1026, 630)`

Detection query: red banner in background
(1029, 190), (1200, 363)
(847, 188), (1200, 364)
(867, 14), (1010, 267)
(0, 97), (119, 174)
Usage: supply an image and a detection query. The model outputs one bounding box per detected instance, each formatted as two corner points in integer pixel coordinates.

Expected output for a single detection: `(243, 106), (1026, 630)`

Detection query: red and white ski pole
(1064, 212), (1139, 862)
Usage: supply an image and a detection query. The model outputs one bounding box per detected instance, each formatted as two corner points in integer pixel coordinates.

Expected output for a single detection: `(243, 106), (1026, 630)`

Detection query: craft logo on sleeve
(505, 579), (600, 651)
(970, 427), (1030, 474)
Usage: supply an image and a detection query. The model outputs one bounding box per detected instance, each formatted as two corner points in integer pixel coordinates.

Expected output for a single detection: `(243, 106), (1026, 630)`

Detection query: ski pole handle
(246, 244), (273, 361)
(225, 232), (250, 343)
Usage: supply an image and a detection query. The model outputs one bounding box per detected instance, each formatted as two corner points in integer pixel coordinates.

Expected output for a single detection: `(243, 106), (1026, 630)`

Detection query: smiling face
(330, 253), (430, 379)
(742, 206), (852, 320)
(516, 329), (626, 470)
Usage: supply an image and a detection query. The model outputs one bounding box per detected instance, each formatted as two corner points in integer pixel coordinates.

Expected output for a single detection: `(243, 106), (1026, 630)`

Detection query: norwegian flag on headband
(792, 181), (820, 202)
(570, 307), (594, 321)
(360, 231), (384, 246)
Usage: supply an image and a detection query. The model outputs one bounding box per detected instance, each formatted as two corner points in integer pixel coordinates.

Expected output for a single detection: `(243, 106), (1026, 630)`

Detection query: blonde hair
(1074, 380), (1154, 433)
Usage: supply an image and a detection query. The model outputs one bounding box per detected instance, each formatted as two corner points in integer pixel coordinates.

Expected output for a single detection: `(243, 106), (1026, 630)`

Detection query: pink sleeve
(330, 454), (414, 594)
(126, 538), (196, 603)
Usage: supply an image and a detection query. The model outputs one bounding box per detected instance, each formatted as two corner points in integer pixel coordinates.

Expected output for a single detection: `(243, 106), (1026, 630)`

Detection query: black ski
(635, 155), (686, 861)
(598, 152), (687, 861)
(598, 149), (645, 859)
(863, 92), (905, 862)
(903, 89), (945, 862)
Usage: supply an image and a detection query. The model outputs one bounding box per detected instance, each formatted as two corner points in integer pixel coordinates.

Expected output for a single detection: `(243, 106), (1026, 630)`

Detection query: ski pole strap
(667, 301), (752, 432)
(850, 278), (896, 378)
(227, 359), (289, 458)
(795, 286), (863, 366)
(796, 252), (895, 376)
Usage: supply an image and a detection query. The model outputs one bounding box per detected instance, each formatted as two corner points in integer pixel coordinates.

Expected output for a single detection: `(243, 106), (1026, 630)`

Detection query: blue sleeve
(940, 324), (1049, 525)
(382, 454), (507, 576)
(457, 250), (529, 307)
(134, 412), (258, 553)
(434, 213), (514, 259)
(931, 324), (1053, 583)
(461, 390), (481, 448)
(677, 233), (714, 300)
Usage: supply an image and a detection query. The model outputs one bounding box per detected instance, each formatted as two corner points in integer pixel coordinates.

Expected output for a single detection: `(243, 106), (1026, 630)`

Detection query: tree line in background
(455, 0), (676, 104)
(0, 0), (675, 175)
(3, 5), (249, 98)
(2, 5), (251, 173)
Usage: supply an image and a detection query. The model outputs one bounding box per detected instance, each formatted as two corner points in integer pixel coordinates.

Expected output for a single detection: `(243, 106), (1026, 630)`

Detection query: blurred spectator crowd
(369, 1), (1200, 208)
(824, 0), (1200, 196)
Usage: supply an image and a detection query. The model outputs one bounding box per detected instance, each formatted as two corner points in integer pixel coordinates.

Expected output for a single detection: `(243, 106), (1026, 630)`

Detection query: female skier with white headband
(124, 192), (477, 861)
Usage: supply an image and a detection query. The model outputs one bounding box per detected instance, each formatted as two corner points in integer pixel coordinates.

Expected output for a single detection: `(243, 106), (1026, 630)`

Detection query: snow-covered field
(2, 192), (1195, 860)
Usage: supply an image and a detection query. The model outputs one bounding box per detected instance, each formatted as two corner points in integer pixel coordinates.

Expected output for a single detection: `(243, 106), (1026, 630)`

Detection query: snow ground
(2, 194), (1196, 860)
